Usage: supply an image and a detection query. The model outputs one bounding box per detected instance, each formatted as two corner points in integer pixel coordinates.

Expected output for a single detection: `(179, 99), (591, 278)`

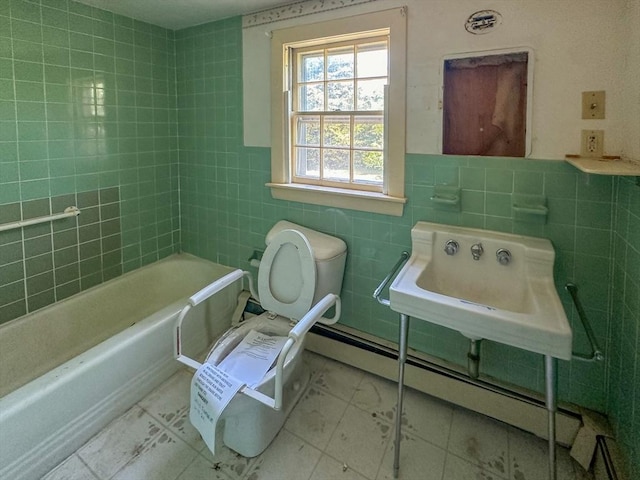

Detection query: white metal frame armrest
(175, 275), (341, 412)
(174, 269), (246, 369)
(270, 293), (341, 410)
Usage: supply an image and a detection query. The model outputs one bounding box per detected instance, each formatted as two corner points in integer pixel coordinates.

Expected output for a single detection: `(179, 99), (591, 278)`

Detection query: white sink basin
(389, 222), (572, 360)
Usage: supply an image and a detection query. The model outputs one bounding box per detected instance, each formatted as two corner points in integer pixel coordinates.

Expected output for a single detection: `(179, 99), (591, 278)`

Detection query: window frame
(269, 8), (407, 216)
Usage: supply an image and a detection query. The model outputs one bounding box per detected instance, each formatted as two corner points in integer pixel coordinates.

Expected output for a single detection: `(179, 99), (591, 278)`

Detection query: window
(292, 38), (387, 190)
(269, 8), (407, 216)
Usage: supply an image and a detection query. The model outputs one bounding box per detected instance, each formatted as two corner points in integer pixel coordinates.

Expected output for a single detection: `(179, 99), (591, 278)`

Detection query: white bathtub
(0, 253), (241, 480)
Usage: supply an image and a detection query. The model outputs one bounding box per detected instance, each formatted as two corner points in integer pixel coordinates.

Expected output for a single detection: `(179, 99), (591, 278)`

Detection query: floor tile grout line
(79, 455), (102, 480)
(442, 450), (511, 480)
(137, 397), (189, 426)
(448, 449), (511, 480)
(283, 381), (382, 480)
(313, 445), (378, 480)
(99, 410), (190, 480)
(280, 428), (323, 480)
(137, 400), (193, 445)
(172, 446), (202, 480)
(442, 404), (456, 454)
(68, 453), (102, 480)
(103, 428), (166, 480)
(288, 378), (350, 448)
(73, 406), (172, 480)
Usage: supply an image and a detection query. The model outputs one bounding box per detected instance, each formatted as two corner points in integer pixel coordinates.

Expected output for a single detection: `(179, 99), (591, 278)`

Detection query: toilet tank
(265, 221), (347, 305)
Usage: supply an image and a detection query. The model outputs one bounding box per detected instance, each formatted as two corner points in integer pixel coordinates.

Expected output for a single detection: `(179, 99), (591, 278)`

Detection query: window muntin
(291, 38), (388, 191)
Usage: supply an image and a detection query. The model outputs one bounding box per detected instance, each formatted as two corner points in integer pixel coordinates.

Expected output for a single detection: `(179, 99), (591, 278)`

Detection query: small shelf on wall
(565, 155), (640, 176)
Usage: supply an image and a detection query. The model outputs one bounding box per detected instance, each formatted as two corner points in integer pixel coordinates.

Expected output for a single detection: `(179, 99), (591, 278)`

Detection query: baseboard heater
(307, 323), (582, 446)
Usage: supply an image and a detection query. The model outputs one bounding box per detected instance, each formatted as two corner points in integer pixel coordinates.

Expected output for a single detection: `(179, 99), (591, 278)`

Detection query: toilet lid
(258, 229), (316, 321)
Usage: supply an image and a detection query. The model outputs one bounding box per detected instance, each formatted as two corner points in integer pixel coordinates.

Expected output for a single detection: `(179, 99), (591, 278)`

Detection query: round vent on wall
(465, 10), (502, 34)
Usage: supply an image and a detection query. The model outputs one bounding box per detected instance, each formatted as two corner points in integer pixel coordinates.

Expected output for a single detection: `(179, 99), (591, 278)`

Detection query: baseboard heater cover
(307, 323), (581, 446)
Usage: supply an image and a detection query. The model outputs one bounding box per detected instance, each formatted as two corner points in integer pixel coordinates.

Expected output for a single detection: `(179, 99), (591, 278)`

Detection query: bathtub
(0, 253), (241, 480)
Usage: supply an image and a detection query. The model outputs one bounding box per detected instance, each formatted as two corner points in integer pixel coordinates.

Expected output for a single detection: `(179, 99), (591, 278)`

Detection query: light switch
(582, 91), (605, 119)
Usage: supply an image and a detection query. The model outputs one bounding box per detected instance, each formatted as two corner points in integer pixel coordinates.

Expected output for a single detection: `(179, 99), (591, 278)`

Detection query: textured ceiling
(74, 0), (294, 30)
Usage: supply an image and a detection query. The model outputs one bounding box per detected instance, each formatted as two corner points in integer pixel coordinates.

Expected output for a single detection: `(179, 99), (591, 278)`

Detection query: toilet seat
(258, 229), (316, 321)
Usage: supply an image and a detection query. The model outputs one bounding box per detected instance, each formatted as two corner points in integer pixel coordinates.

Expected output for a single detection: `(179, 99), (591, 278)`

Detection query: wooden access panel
(443, 52), (528, 157)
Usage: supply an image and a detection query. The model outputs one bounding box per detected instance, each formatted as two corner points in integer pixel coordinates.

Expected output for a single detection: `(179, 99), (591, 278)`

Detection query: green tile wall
(175, 17), (618, 413)
(175, 17), (244, 265)
(608, 176), (640, 478)
(0, 188), (122, 321)
(0, 0), (180, 323)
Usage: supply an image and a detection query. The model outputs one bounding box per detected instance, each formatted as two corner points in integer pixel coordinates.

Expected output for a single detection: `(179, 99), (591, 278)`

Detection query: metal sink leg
(545, 355), (558, 480)
(393, 313), (410, 479)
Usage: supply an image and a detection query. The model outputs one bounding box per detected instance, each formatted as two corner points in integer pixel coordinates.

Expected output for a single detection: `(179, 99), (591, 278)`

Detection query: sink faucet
(444, 240), (459, 256)
(496, 248), (512, 265)
(470, 243), (483, 260)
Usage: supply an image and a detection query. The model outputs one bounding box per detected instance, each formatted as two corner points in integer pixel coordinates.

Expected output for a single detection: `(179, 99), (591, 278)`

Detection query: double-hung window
(269, 8), (407, 216)
(292, 38), (387, 191)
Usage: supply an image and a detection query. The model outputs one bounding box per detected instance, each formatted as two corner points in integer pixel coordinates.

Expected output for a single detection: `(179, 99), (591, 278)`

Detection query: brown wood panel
(443, 54), (527, 157)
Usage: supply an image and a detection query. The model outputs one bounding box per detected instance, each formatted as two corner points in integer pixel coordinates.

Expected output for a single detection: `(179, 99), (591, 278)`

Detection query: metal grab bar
(373, 251), (410, 306)
(565, 283), (604, 362)
(0, 206), (80, 232)
(174, 270), (340, 411)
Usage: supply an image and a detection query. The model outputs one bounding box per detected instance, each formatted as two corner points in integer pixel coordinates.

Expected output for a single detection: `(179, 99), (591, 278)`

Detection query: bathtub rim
(0, 252), (235, 399)
(0, 251), (230, 335)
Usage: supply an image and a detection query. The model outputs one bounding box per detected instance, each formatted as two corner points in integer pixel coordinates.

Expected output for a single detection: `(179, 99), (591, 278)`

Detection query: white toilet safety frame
(173, 269), (341, 411)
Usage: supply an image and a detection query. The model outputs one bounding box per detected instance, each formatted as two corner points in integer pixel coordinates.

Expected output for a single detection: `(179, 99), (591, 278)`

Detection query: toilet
(203, 221), (347, 457)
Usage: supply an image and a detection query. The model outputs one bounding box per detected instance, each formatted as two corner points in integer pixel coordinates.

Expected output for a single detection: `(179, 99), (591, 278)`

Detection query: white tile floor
(44, 352), (592, 480)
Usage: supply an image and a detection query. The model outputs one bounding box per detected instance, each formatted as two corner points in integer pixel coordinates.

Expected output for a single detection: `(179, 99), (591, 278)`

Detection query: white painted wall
(243, 0), (629, 160)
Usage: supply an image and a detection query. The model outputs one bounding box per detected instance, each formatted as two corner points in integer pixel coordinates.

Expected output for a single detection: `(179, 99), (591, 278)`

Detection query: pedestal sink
(384, 222), (572, 480)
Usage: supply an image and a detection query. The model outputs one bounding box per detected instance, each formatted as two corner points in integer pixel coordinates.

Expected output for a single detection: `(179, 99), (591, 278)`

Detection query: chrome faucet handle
(444, 240), (459, 256)
(496, 248), (511, 265)
(470, 243), (483, 260)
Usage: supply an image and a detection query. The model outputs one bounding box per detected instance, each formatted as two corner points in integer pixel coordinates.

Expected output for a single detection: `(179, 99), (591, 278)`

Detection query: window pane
(323, 149), (350, 181)
(357, 79), (385, 111)
(357, 43), (388, 78)
(354, 150), (383, 184)
(323, 116), (350, 148)
(298, 84), (324, 111)
(327, 47), (354, 80)
(295, 116), (320, 146)
(295, 147), (320, 179)
(300, 52), (324, 82)
(327, 81), (354, 111)
(354, 116), (383, 149)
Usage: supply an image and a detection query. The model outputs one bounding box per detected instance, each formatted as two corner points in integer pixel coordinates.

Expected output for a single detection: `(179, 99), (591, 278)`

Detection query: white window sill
(267, 183), (406, 216)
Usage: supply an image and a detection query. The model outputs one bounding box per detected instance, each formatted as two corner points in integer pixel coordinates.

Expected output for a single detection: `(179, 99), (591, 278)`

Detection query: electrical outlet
(581, 130), (604, 157)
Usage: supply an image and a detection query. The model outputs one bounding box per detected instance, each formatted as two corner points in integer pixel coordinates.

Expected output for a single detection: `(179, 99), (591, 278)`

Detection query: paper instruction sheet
(215, 329), (288, 388)
(190, 363), (244, 455)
